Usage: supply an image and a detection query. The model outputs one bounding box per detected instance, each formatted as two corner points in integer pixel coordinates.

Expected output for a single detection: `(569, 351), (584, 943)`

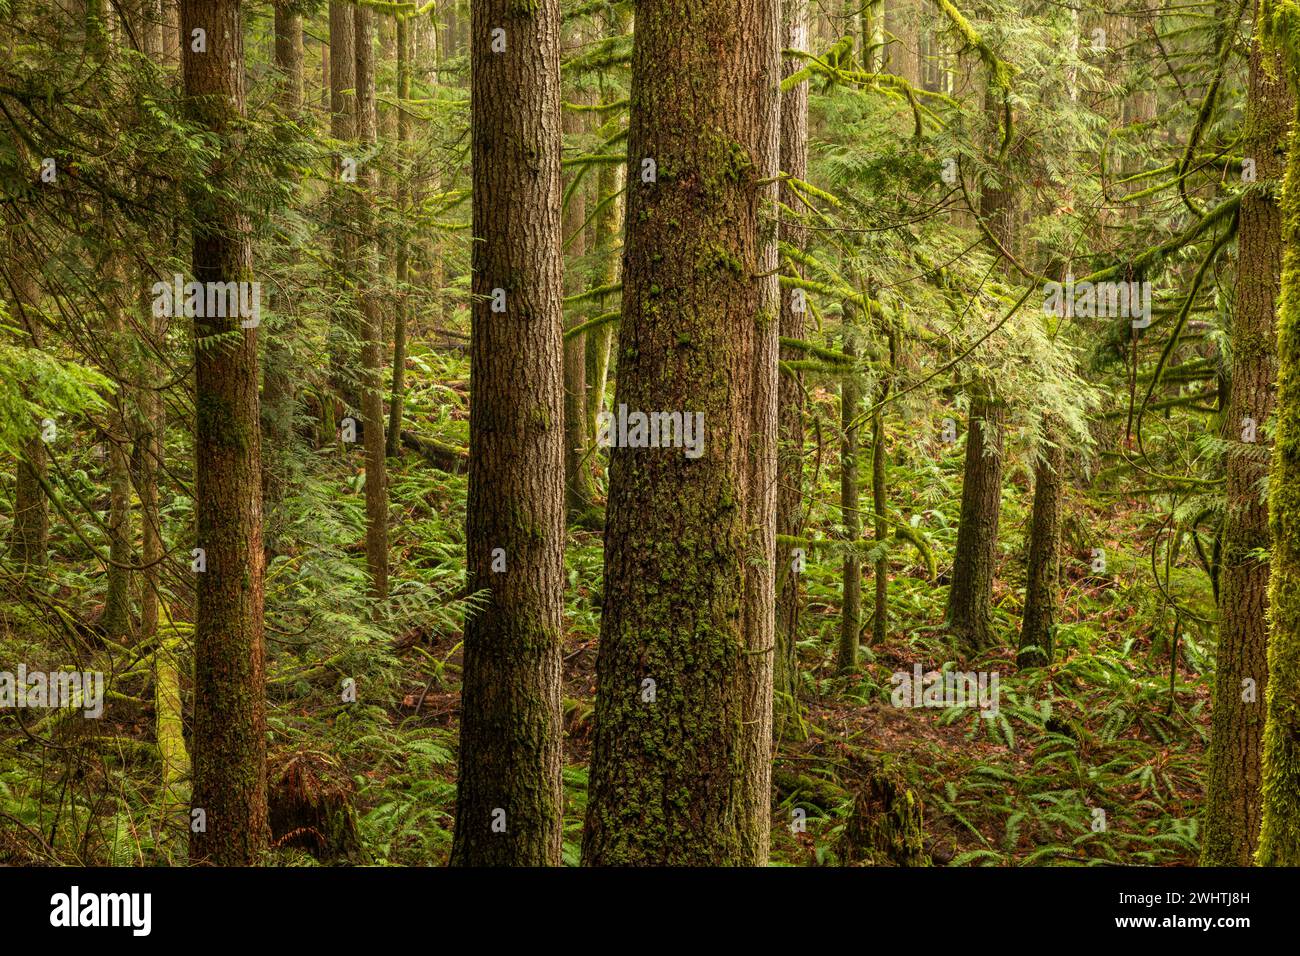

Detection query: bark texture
(354, 2), (388, 600)
(583, 0), (776, 866)
(450, 0), (566, 867)
(839, 325), (862, 673)
(1017, 428), (1064, 668)
(261, 0), (303, 513)
(946, 395), (1004, 654)
(562, 75), (596, 515)
(182, 0), (268, 866)
(1254, 0), (1300, 867)
(775, 0), (810, 733)
(6, 255), (48, 571)
(1201, 17), (1288, 866)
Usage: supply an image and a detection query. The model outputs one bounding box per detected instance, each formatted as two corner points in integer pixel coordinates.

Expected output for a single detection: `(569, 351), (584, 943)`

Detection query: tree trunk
(387, 16), (412, 457)
(378, 14), (396, 141)
(136, 2), (165, 670)
(326, 1), (358, 422)
(1017, 425), (1064, 668)
(947, 84), (1013, 656)
(6, 252), (48, 571)
(563, 71), (596, 516)
(584, 150), (621, 447)
(1211, 3), (1289, 866)
(582, 0), (775, 866)
(320, 37), (330, 110)
(354, 1), (389, 601)
(863, 0), (884, 72)
(583, 7), (627, 453)
(262, 0), (303, 515)
(1259, 83), (1300, 866)
(946, 394), (1004, 654)
(450, 0), (566, 867)
(737, 0), (780, 865)
(839, 324), (862, 673)
(775, 0), (810, 735)
(181, 0), (268, 866)
(870, 375), (890, 647)
(885, 0), (920, 88)
(102, 309), (134, 641)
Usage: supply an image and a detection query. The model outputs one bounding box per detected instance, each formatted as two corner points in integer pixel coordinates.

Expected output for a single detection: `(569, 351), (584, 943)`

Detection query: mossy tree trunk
(839, 323), (862, 673)
(947, 394), (1004, 654)
(386, 15), (413, 458)
(1202, 9), (1288, 865)
(326, 0), (357, 425)
(584, 148), (620, 447)
(261, 0), (303, 513)
(582, 0), (776, 865)
(562, 64), (596, 516)
(182, 0), (269, 866)
(583, 7), (628, 452)
(354, 2), (388, 601)
(775, 0), (810, 734)
(6, 249), (48, 571)
(1256, 0), (1300, 867)
(870, 368), (890, 647)
(738, 0), (780, 864)
(1018, 424), (1064, 668)
(101, 286), (134, 641)
(135, 0), (164, 672)
(948, 84), (1012, 657)
(450, 0), (566, 867)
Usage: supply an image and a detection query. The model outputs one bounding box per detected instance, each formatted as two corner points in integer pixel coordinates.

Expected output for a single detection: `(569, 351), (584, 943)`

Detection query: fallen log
(399, 430), (468, 474)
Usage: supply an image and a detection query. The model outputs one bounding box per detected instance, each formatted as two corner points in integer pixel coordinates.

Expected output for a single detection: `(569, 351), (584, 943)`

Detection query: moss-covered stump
(268, 749), (361, 863)
(839, 758), (928, 867)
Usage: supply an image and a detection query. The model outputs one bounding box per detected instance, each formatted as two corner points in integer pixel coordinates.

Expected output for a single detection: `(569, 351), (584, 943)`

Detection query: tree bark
(327, 1), (358, 422)
(775, 0), (810, 735)
(738, 0), (780, 865)
(354, 1), (389, 601)
(584, 146), (621, 447)
(102, 298), (134, 641)
(181, 0), (268, 866)
(1017, 426), (1064, 668)
(947, 83), (1013, 656)
(262, 0), (303, 515)
(946, 394), (1004, 654)
(870, 374), (890, 647)
(839, 324), (862, 673)
(450, 0), (566, 867)
(1203, 5), (1288, 865)
(582, 0), (775, 866)
(387, 15), (412, 457)
(6, 250), (48, 571)
(563, 69), (596, 515)
(1259, 57), (1300, 867)
(583, 7), (627, 454)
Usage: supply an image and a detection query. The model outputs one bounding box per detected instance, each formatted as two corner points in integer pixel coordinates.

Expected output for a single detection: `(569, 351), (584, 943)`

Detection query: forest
(0, 0), (1298, 878)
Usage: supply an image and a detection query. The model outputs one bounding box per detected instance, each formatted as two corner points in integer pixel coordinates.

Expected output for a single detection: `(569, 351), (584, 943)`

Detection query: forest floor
(387, 404), (1211, 866)
(0, 346), (1214, 866)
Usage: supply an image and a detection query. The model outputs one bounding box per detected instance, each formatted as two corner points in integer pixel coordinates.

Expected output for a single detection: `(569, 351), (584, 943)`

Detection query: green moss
(1258, 105), (1300, 866)
(698, 244), (743, 277)
(197, 392), (251, 455)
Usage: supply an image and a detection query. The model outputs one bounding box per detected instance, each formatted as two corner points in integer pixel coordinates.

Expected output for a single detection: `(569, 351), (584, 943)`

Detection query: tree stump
(839, 756), (928, 866)
(268, 749), (361, 863)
